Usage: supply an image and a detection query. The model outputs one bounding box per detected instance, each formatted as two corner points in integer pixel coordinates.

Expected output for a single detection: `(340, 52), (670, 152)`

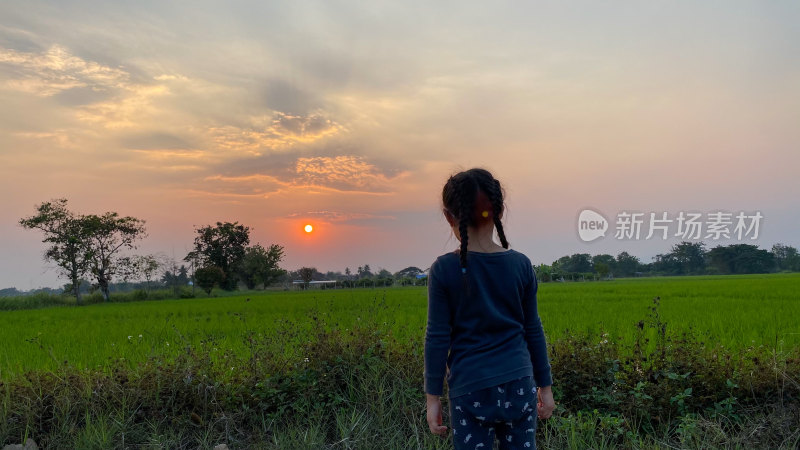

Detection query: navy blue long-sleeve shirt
(424, 249), (552, 398)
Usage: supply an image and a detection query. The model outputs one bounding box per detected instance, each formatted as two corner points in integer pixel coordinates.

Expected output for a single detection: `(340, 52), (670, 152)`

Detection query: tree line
(19, 199), (286, 302)
(18, 199), (425, 299)
(19, 199), (799, 300)
(288, 265), (428, 289)
(536, 241), (800, 282)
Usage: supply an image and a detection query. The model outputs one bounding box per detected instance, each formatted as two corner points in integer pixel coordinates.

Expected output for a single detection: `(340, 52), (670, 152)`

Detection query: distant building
(292, 280), (337, 289)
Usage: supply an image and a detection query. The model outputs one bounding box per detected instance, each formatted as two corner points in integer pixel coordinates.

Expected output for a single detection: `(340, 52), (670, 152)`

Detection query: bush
(549, 297), (799, 440)
(0, 292), (73, 310)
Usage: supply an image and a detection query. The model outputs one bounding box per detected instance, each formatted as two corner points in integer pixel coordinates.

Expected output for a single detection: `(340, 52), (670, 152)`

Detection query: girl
(424, 168), (555, 450)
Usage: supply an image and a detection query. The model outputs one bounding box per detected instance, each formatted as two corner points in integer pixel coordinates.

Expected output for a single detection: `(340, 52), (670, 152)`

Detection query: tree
(652, 242), (706, 276)
(324, 270), (344, 280)
(118, 254), (161, 293)
(376, 268), (393, 286)
(177, 265), (189, 284)
(162, 260), (191, 295)
(238, 244), (286, 289)
(670, 241), (706, 275)
(0, 288), (23, 297)
(81, 212), (147, 302)
(706, 246), (735, 274)
(569, 253), (593, 273)
(591, 254), (616, 276)
(20, 199), (91, 304)
(185, 222), (250, 290)
(551, 254), (592, 279)
(653, 252), (679, 275)
(343, 267), (353, 287)
(395, 266), (423, 278)
(594, 262), (610, 279)
(298, 267), (316, 289)
(357, 264), (373, 279)
(534, 264), (552, 282)
(707, 244), (775, 274)
(772, 243), (800, 272)
(615, 252), (642, 277)
(195, 266), (225, 295)
(568, 253), (593, 274)
(184, 251), (201, 296)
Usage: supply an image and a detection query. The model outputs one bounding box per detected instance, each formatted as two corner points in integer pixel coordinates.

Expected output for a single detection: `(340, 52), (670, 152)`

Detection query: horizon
(6, 214), (794, 291)
(2, 1), (798, 290)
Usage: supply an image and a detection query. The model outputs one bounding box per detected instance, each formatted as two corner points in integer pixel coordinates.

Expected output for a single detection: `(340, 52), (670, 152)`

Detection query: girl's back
(426, 249), (547, 398)
(423, 168), (555, 450)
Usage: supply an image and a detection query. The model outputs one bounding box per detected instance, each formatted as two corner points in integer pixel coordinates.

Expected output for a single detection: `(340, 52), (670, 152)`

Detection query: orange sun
(304, 224), (313, 233)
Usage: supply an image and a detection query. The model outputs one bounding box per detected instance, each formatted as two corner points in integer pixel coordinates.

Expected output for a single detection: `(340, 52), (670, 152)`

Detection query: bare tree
(82, 212), (147, 302)
(298, 267), (315, 289)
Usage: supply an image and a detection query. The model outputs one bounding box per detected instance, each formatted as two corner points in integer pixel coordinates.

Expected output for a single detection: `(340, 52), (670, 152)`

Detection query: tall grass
(1, 273), (798, 448)
(0, 287), (218, 311)
(1, 274), (799, 377)
(1, 296), (797, 449)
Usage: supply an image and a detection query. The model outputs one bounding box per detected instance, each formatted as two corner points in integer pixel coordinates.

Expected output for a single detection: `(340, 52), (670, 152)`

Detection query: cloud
(130, 148), (207, 162)
(11, 130), (77, 149)
(153, 74), (190, 82)
(294, 155), (403, 193)
(261, 78), (320, 115)
(75, 84), (169, 129)
(0, 45), (128, 96)
(0, 44), (181, 131)
(195, 174), (288, 197)
(207, 111), (343, 155)
(0, 43), (411, 202)
(121, 132), (195, 150)
(272, 112), (342, 139)
(287, 210), (395, 222)
(198, 153), (408, 198)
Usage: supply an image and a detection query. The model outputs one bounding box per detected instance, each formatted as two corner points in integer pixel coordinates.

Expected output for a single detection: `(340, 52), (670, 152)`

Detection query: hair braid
(493, 216), (509, 248)
(442, 168), (509, 284)
(487, 179), (509, 248)
(457, 177), (476, 273)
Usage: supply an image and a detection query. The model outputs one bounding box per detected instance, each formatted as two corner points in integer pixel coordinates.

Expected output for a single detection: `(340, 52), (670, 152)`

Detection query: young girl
(424, 168), (555, 450)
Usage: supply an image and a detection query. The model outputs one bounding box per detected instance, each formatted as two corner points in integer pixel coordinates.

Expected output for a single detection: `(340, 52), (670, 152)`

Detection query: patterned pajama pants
(449, 376), (537, 450)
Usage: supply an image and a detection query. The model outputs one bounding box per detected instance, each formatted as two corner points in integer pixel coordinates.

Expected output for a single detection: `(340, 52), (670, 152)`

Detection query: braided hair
(442, 168), (508, 277)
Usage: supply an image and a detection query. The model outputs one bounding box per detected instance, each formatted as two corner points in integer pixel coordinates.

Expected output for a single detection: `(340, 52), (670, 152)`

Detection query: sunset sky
(1, 1), (798, 289)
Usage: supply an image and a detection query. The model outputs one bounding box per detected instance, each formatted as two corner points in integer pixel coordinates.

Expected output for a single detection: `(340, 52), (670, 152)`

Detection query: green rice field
(1, 272), (798, 379)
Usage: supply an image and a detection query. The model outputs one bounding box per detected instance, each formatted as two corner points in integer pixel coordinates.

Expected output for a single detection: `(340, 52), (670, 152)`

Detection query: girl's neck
(463, 225), (507, 253)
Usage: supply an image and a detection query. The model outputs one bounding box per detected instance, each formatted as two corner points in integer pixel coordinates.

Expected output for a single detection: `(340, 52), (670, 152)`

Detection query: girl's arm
(424, 260), (451, 435)
(537, 385), (555, 419)
(424, 259), (451, 397)
(523, 266), (553, 389)
(426, 393), (448, 435)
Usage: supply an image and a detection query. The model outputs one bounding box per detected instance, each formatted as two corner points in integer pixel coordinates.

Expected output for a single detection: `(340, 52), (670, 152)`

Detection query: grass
(1, 273), (798, 377)
(1, 306), (797, 448)
(540, 273), (800, 350)
(0, 273), (798, 448)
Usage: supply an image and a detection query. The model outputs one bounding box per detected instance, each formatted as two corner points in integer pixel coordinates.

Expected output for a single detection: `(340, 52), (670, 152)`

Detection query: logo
(575, 208), (763, 243)
(577, 209), (609, 242)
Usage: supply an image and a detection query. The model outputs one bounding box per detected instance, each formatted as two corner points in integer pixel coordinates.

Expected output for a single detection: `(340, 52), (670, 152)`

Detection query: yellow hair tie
(481, 211), (489, 218)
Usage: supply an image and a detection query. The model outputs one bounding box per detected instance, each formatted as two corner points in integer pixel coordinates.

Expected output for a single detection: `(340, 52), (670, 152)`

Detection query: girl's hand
(426, 394), (448, 436)
(537, 385), (555, 419)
